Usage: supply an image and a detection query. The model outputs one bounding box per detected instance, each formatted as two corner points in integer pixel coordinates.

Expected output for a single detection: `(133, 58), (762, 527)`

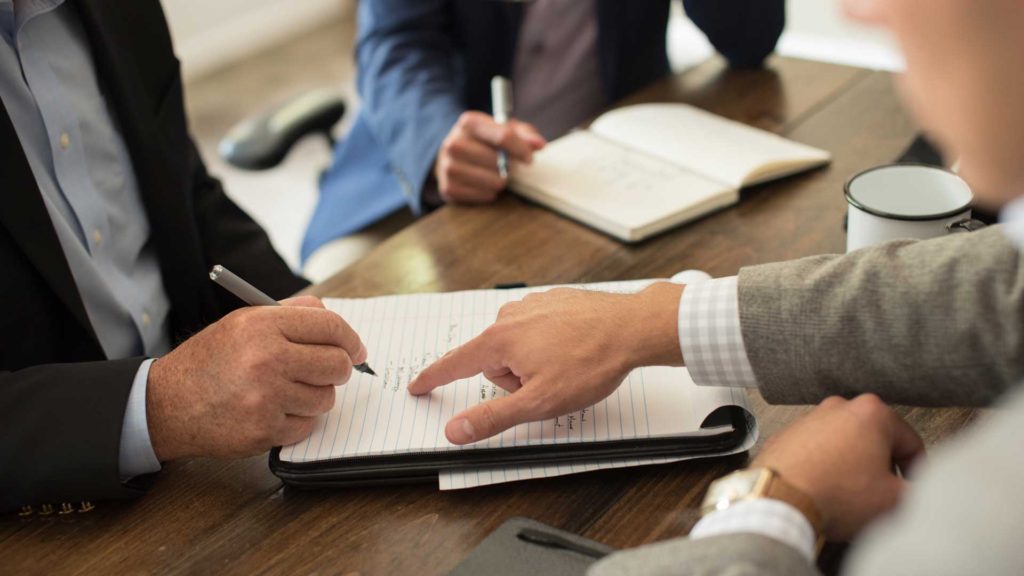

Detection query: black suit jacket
(0, 0), (308, 512)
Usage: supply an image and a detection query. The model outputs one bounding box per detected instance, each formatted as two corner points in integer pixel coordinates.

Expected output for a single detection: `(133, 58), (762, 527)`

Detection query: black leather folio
(269, 406), (749, 489)
(448, 517), (614, 576)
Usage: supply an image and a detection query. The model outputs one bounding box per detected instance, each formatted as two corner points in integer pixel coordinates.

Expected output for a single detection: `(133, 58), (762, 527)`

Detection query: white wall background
(669, 0), (904, 72)
(164, 0), (904, 82)
(161, 0), (350, 81)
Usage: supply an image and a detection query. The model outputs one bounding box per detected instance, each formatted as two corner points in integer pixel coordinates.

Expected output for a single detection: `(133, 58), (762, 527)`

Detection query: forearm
(0, 359), (149, 512)
(739, 226), (1024, 407)
(356, 0), (465, 208)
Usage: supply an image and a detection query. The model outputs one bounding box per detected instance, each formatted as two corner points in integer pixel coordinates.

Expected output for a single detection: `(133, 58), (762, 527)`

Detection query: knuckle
(252, 427), (276, 451)
(337, 356), (353, 383)
(820, 395), (844, 408)
(481, 323), (509, 346)
(439, 156), (456, 178)
(287, 420), (316, 445)
(520, 393), (548, 417)
(225, 308), (258, 333)
(477, 402), (501, 434)
(440, 137), (457, 157)
(319, 387), (337, 413)
(497, 126), (516, 147)
(240, 388), (268, 413)
(457, 111), (479, 129)
(853, 393), (887, 415)
(245, 349), (277, 378)
(447, 139), (467, 157)
(497, 302), (520, 319)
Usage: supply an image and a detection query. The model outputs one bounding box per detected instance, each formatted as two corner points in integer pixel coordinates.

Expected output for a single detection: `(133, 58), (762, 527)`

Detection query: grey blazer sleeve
(738, 226), (1024, 406)
(588, 534), (820, 576)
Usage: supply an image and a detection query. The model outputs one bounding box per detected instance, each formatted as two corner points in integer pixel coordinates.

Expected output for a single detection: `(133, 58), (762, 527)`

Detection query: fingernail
(357, 342), (368, 364)
(447, 418), (476, 444)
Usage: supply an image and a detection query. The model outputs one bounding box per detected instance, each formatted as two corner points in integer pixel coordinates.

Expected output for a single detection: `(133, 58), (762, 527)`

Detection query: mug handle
(946, 218), (987, 233)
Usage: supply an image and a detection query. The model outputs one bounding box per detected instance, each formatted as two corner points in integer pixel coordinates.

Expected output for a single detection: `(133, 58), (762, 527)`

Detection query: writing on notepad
(280, 281), (751, 470)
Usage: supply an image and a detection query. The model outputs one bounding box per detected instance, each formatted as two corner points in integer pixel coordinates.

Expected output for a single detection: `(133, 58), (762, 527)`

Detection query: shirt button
(92, 229), (103, 246)
(141, 313), (152, 327)
(59, 132), (70, 150)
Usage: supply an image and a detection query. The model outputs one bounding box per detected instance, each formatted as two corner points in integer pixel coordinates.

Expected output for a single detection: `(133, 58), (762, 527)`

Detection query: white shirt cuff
(678, 276), (759, 388)
(691, 498), (818, 562)
(118, 359), (162, 481)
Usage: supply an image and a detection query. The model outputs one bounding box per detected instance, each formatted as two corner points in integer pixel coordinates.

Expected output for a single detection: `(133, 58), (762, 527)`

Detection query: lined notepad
(280, 281), (756, 488)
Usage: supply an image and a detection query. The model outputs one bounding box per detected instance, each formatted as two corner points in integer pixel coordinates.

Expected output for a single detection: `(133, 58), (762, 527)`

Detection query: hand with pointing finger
(434, 111), (546, 204)
(407, 283), (685, 444)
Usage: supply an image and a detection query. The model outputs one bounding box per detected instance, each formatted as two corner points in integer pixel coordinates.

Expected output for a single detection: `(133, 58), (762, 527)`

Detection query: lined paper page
(281, 281), (748, 464)
(439, 407), (756, 490)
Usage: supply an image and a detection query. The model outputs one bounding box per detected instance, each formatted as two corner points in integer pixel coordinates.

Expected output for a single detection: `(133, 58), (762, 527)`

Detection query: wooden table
(1, 57), (978, 575)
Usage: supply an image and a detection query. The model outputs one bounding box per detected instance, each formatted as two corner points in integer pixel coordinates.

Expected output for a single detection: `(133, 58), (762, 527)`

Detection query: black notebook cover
(269, 406), (749, 489)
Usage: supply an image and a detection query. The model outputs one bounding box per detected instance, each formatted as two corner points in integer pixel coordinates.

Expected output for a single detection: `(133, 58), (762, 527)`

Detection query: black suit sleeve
(0, 358), (149, 512)
(683, 0), (786, 68)
(186, 139), (310, 306)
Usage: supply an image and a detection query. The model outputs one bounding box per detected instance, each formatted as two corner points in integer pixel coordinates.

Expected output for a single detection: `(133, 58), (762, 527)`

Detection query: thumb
(445, 392), (536, 445)
(280, 295), (325, 309)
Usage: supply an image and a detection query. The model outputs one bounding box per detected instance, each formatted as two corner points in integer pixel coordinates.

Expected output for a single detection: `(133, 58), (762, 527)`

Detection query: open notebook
(510, 103), (831, 242)
(271, 281), (757, 490)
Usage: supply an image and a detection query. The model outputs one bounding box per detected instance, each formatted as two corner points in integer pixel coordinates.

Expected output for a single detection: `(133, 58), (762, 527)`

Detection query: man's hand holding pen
(147, 295), (366, 462)
(433, 112), (546, 205)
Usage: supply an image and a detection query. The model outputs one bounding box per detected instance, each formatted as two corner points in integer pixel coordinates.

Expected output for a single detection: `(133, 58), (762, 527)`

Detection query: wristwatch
(701, 467), (824, 539)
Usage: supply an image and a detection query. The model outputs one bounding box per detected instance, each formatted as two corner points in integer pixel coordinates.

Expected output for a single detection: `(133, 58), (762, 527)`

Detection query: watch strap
(764, 469), (825, 537)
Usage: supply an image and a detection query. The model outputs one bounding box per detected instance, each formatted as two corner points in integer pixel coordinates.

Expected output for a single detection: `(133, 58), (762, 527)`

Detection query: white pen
(209, 265), (376, 376)
(491, 75), (513, 179)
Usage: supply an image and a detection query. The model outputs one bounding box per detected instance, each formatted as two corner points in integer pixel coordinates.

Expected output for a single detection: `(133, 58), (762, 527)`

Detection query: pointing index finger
(408, 336), (491, 395)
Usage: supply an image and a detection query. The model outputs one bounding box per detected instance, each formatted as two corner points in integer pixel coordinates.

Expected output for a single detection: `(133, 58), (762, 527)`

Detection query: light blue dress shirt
(0, 0), (170, 479)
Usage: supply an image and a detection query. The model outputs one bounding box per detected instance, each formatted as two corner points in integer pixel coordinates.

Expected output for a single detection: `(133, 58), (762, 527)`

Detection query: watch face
(707, 469), (767, 512)
(716, 471), (765, 498)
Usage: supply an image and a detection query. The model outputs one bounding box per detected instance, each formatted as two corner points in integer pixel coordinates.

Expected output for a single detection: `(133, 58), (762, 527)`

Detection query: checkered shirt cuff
(678, 276), (759, 388)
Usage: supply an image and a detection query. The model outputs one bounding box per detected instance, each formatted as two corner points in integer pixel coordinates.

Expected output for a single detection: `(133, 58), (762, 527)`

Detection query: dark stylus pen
(209, 265), (376, 376)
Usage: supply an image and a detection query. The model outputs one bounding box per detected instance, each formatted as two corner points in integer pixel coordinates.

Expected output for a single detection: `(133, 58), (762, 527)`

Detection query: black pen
(209, 265), (376, 376)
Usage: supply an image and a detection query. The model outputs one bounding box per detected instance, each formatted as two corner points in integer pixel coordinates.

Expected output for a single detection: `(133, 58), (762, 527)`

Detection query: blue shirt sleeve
(118, 359), (162, 481)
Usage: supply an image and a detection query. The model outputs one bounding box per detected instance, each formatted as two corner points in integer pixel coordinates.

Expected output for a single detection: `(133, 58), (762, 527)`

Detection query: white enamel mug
(844, 164), (985, 253)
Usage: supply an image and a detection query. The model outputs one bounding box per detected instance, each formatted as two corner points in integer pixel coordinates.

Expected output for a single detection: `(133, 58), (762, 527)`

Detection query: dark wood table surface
(1, 56), (978, 575)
